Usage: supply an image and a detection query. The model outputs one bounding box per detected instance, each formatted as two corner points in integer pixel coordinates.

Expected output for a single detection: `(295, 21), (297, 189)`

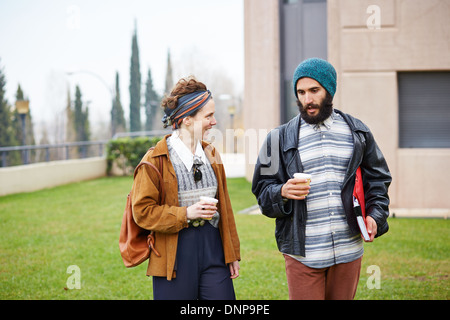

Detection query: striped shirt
(290, 110), (363, 268)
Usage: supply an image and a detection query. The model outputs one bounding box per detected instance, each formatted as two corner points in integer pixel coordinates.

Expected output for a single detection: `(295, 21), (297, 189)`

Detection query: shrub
(106, 136), (162, 175)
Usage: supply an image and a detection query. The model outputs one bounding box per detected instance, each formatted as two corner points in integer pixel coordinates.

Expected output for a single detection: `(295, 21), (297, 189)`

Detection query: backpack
(119, 153), (165, 268)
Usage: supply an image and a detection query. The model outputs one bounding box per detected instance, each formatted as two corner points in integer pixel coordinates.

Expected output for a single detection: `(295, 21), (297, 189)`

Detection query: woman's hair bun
(161, 76), (207, 111)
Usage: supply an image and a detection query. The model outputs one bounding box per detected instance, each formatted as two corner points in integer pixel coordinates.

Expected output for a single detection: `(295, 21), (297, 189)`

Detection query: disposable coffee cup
(293, 173), (312, 183)
(293, 173), (311, 197)
(200, 196), (218, 206)
(199, 196), (218, 220)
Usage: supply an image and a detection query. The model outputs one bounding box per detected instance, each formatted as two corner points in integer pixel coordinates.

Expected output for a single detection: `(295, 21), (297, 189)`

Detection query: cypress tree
(65, 88), (78, 159)
(73, 85), (90, 156)
(129, 24), (141, 132)
(0, 62), (20, 165)
(0, 64), (14, 147)
(82, 105), (90, 142)
(144, 68), (160, 131)
(164, 49), (174, 95)
(111, 71), (127, 136)
(11, 85), (25, 145)
(73, 85), (90, 142)
(65, 88), (76, 142)
(74, 85), (84, 142)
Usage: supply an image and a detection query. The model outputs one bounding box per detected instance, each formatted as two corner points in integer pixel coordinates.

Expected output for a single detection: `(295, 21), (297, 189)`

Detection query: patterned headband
(162, 90), (212, 129)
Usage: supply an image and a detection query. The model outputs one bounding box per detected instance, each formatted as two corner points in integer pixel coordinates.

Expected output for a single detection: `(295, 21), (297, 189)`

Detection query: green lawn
(0, 176), (448, 300)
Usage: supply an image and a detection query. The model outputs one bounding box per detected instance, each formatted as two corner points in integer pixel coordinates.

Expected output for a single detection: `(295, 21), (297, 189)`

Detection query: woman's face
(182, 99), (217, 140)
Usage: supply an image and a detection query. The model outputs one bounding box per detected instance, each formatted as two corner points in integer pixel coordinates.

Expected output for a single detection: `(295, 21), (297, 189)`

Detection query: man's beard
(297, 93), (334, 124)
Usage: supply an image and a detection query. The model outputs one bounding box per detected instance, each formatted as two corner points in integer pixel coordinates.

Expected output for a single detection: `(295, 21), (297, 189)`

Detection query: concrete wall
(243, 0), (280, 181)
(0, 157), (107, 196)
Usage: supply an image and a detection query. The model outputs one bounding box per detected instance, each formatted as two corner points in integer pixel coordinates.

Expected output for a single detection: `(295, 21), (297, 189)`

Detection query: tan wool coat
(131, 135), (241, 280)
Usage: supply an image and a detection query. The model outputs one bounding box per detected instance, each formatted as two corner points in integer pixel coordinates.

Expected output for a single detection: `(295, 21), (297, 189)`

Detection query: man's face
(296, 77), (333, 124)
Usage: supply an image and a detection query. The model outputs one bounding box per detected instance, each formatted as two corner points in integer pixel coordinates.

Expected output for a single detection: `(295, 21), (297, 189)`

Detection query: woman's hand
(186, 200), (216, 220)
(228, 260), (240, 279)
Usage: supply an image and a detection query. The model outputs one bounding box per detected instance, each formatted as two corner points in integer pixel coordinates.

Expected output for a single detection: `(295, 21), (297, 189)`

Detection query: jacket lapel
(202, 140), (218, 168)
(283, 115), (303, 178)
(151, 134), (176, 179)
(335, 109), (368, 187)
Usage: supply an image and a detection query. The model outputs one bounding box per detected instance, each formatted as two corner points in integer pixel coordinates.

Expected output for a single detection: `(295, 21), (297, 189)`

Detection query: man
(252, 58), (391, 300)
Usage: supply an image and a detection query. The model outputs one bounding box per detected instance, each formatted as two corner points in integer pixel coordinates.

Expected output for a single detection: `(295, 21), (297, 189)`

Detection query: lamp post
(227, 105), (236, 130)
(15, 100), (30, 164)
(227, 105), (236, 153)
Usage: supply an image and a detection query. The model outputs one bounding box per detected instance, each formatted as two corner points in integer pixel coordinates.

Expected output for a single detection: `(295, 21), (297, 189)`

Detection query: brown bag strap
(130, 148), (164, 258)
(133, 157), (165, 204)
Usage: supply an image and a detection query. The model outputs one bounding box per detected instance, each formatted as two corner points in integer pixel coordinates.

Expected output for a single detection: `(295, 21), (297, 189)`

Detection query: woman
(131, 77), (241, 300)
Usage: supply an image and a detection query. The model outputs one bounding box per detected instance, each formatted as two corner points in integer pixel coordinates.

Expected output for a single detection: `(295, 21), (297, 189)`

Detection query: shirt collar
(170, 131), (207, 172)
(311, 109), (335, 131)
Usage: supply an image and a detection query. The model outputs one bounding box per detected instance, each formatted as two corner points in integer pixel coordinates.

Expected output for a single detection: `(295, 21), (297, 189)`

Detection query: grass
(0, 176), (448, 300)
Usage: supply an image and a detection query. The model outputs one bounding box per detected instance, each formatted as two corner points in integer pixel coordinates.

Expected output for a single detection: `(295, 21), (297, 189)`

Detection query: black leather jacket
(252, 110), (391, 256)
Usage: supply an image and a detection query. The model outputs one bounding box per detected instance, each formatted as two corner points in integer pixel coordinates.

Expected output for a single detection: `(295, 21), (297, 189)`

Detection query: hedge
(106, 136), (162, 175)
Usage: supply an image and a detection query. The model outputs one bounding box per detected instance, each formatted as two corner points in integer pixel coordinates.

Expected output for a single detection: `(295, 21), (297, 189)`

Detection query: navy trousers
(153, 222), (236, 300)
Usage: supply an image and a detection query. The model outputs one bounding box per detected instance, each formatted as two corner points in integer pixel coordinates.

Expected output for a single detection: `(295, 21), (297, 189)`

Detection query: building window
(279, 0), (327, 123)
(398, 71), (450, 148)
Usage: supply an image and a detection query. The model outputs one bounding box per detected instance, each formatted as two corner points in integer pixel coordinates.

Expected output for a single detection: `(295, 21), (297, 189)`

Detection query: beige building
(243, 0), (450, 216)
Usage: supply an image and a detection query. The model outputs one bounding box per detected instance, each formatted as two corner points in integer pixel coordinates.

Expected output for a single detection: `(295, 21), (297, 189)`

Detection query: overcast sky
(0, 0), (244, 128)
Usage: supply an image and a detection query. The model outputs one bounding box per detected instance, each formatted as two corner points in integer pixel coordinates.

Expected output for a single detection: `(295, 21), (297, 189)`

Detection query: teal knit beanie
(293, 58), (337, 98)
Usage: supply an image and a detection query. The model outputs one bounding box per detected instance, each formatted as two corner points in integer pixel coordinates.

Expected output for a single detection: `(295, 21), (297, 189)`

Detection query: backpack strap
(133, 147), (165, 204)
(131, 149), (164, 258)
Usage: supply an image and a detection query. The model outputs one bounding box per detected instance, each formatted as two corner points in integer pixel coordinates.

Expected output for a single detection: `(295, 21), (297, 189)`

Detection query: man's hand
(365, 216), (378, 242)
(281, 178), (311, 200)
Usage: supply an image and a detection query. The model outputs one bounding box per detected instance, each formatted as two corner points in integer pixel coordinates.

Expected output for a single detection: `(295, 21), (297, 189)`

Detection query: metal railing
(0, 140), (108, 167)
(0, 130), (170, 168)
(111, 129), (170, 139)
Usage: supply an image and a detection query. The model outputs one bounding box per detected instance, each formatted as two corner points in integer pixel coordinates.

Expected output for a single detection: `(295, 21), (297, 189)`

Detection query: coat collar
(283, 114), (301, 152)
(150, 134), (218, 172)
(151, 134), (217, 156)
(150, 134), (171, 158)
(282, 109), (369, 154)
(168, 131), (208, 172)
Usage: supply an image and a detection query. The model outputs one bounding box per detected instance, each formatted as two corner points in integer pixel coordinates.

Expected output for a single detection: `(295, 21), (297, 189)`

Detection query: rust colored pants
(284, 254), (362, 300)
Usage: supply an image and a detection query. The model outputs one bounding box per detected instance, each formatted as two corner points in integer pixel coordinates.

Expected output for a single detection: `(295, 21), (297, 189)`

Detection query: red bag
(119, 156), (164, 268)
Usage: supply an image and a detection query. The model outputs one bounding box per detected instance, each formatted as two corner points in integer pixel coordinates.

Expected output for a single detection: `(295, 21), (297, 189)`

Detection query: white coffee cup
(294, 172), (311, 189)
(200, 196), (218, 206)
(199, 196), (218, 220)
(293, 173), (312, 183)
(293, 173), (311, 197)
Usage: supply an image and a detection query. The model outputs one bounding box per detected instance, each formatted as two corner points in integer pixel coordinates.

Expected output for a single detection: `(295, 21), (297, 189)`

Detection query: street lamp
(227, 105), (236, 130)
(227, 105), (236, 153)
(15, 100), (30, 164)
(16, 100), (29, 145)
